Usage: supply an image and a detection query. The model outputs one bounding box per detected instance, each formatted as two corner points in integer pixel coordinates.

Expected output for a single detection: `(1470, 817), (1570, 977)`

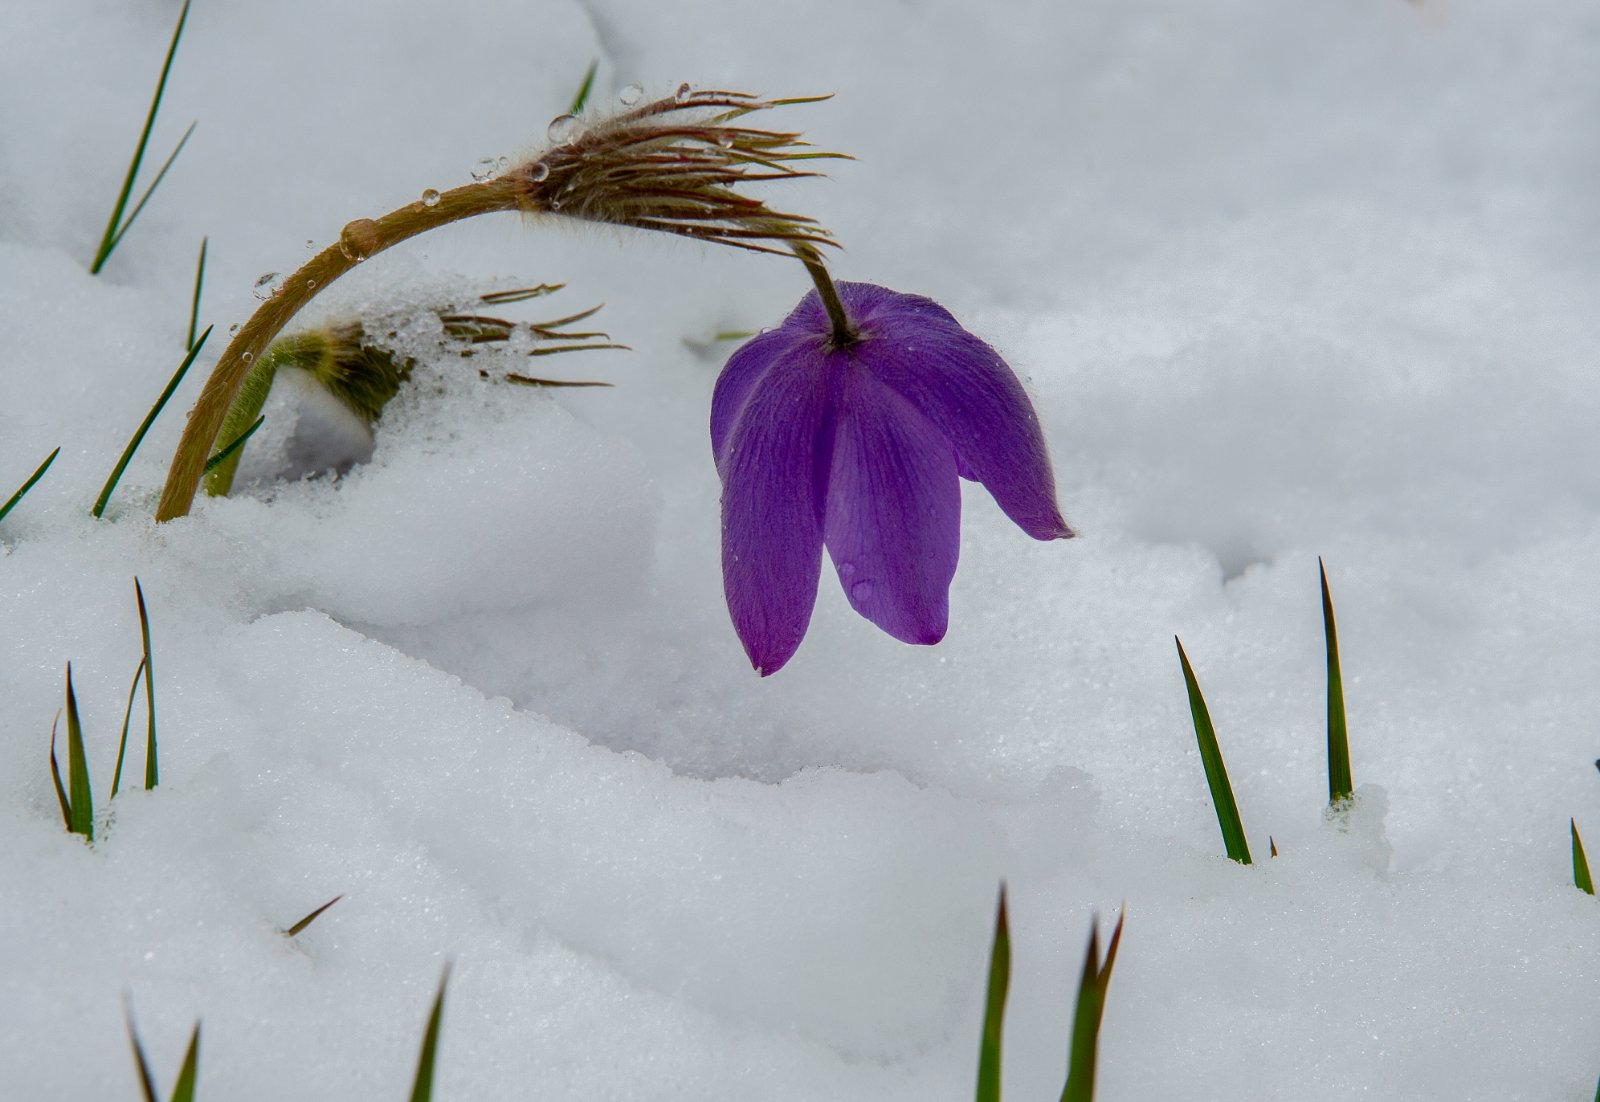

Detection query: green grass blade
(1061, 909), (1123, 1102)
(1061, 924), (1102, 1102)
(1574, 819), (1594, 895)
(408, 965), (452, 1102)
(135, 578), (158, 789)
(49, 713), (71, 829)
(284, 895), (343, 937)
(169, 1022), (201, 1102)
(975, 884), (1011, 1102)
(1320, 558), (1352, 805)
(103, 122), (197, 261)
(1175, 637), (1251, 865)
(567, 60), (599, 114)
(202, 416), (265, 475)
(0, 447), (60, 526)
(110, 656), (148, 800)
(90, 0), (194, 274)
(64, 665), (94, 841)
(187, 237), (207, 351)
(125, 1000), (161, 1102)
(93, 325), (211, 518)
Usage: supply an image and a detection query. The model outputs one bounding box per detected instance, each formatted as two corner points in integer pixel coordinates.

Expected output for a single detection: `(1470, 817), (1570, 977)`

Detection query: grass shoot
(567, 60), (600, 114)
(1573, 819), (1594, 895)
(1060, 909), (1125, 1102)
(90, 0), (196, 274)
(409, 965), (452, 1102)
(202, 416), (265, 475)
(49, 665), (95, 841)
(187, 237), (208, 350)
(127, 998), (200, 1102)
(1175, 637), (1252, 865)
(93, 326), (212, 518)
(0, 447), (61, 527)
(284, 895), (343, 937)
(109, 657), (148, 800)
(975, 884), (1010, 1102)
(1320, 559), (1352, 806)
(135, 579), (157, 789)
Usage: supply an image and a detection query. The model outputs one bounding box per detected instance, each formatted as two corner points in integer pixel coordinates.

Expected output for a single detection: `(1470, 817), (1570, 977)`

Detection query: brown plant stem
(155, 177), (525, 521)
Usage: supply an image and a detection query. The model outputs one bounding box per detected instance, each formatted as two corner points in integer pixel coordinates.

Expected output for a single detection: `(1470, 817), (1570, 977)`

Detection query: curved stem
(793, 243), (856, 348)
(155, 177), (526, 521)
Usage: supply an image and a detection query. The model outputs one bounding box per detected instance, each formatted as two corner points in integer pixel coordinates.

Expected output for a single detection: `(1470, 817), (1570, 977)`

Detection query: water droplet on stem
(420, 188), (441, 207)
(619, 83), (643, 106)
(546, 113), (579, 143)
(338, 218), (382, 263)
(252, 272), (282, 300)
(526, 161), (550, 183)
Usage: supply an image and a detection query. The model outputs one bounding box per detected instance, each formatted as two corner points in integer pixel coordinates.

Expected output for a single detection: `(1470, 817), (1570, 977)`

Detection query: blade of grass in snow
(169, 1023), (200, 1102)
(126, 1000), (161, 1102)
(567, 60), (599, 114)
(202, 416), (264, 475)
(187, 237), (207, 351)
(93, 326), (211, 518)
(0, 446), (60, 526)
(49, 713), (71, 830)
(90, 0), (195, 274)
(975, 884), (1010, 1102)
(1060, 908), (1125, 1102)
(409, 965), (451, 1102)
(126, 999), (200, 1102)
(1321, 558), (1352, 805)
(110, 657), (148, 800)
(135, 578), (157, 789)
(1573, 819), (1594, 895)
(50, 665), (95, 840)
(1175, 637), (1252, 865)
(284, 895), (343, 937)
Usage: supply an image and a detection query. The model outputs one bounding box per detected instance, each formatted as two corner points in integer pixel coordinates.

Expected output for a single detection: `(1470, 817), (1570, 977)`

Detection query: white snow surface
(3, 0), (1599, 1098)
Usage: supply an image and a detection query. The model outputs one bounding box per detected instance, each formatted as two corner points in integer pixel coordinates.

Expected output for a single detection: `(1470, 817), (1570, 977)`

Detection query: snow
(3, 0), (1599, 1097)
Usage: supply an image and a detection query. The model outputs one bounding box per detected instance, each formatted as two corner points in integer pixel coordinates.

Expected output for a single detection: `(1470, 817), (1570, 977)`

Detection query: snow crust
(3, 0), (1599, 1097)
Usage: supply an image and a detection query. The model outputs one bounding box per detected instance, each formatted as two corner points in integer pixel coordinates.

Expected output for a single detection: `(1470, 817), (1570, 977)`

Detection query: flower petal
(716, 343), (835, 675)
(840, 283), (1072, 541)
(822, 366), (961, 645)
(710, 324), (814, 465)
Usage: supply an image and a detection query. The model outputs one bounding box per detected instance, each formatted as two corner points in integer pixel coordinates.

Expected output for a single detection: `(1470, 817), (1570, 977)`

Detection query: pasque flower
(712, 273), (1072, 675)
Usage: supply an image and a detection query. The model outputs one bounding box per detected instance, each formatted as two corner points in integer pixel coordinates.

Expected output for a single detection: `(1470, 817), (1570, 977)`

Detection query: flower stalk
(155, 88), (839, 521)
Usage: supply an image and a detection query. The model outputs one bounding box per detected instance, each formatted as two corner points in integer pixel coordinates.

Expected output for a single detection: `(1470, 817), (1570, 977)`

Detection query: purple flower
(711, 281), (1072, 675)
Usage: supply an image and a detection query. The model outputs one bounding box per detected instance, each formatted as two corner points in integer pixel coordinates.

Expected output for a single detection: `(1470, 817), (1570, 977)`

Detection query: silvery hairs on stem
(156, 86), (843, 522)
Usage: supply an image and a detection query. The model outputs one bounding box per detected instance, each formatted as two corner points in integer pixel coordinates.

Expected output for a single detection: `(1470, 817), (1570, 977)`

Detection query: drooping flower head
(712, 281), (1072, 675)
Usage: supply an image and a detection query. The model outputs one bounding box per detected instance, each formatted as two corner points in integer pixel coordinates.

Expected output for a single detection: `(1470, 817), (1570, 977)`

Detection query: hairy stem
(156, 177), (526, 521)
(793, 243), (856, 348)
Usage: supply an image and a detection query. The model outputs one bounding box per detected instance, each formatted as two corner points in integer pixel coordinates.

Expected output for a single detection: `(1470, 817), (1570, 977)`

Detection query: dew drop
(526, 161), (550, 183)
(304, 238), (314, 250)
(242, 351), (254, 364)
(550, 198), (563, 210)
(619, 83), (643, 106)
(251, 272), (281, 300)
(228, 323), (240, 336)
(547, 113), (579, 143)
(470, 157), (498, 182)
(420, 188), (441, 207)
(716, 131), (735, 149)
(306, 279), (316, 289)
(674, 82), (693, 102)
(851, 580), (874, 602)
(338, 217), (381, 262)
